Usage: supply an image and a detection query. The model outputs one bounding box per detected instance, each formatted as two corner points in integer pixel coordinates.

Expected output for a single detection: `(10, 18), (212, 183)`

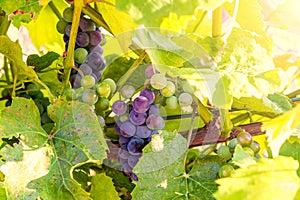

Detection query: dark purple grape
(129, 110), (147, 125)
(65, 24), (72, 36)
(89, 45), (103, 54)
(119, 136), (130, 146)
(112, 100), (127, 115)
(89, 31), (102, 46)
(79, 63), (92, 75)
(130, 173), (138, 181)
(114, 123), (121, 134)
(79, 17), (96, 32)
(146, 114), (165, 130)
(76, 32), (89, 47)
(140, 89), (155, 104)
(87, 51), (106, 71)
(148, 104), (159, 115)
(127, 137), (144, 155)
(128, 154), (141, 168)
(136, 125), (152, 138)
(119, 121), (136, 137)
(118, 145), (130, 159)
(63, 34), (69, 42)
(133, 96), (150, 114)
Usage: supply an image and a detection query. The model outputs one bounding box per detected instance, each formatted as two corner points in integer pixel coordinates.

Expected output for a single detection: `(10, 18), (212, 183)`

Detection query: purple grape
(136, 125), (152, 138)
(118, 145), (130, 159)
(79, 63), (92, 75)
(127, 137), (144, 155)
(89, 45), (103, 54)
(65, 24), (72, 36)
(145, 65), (155, 78)
(146, 114), (165, 130)
(140, 89), (155, 104)
(87, 51), (106, 71)
(112, 100), (127, 115)
(128, 154), (141, 168)
(114, 123), (121, 134)
(130, 173), (138, 181)
(148, 104), (159, 115)
(79, 17), (96, 32)
(119, 121), (136, 137)
(129, 110), (147, 125)
(63, 34), (69, 42)
(89, 31), (102, 46)
(119, 157), (130, 170)
(119, 136), (130, 146)
(76, 32), (89, 47)
(133, 96), (150, 114)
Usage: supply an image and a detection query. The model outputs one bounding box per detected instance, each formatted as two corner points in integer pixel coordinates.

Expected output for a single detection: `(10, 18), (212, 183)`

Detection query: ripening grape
(129, 110), (147, 125)
(112, 100), (127, 115)
(120, 85), (135, 99)
(127, 136), (144, 155)
(76, 32), (89, 47)
(81, 89), (98, 105)
(89, 31), (102, 46)
(140, 89), (155, 104)
(178, 92), (193, 107)
(87, 51), (105, 71)
(150, 74), (167, 89)
(119, 121), (136, 137)
(161, 81), (175, 97)
(165, 96), (178, 109)
(74, 48), (88, 64)
(132, 96), (150, 113)
(136, 125), (152, 138)
(148, 104), (159, 115)
(145, 65), (155, 78)
(63, 7), (73, 22)
(146, 114), (165, 130)
(96, 82), (111, 97)
(79, 17), (96, 32)
(80, 75), (95, 89)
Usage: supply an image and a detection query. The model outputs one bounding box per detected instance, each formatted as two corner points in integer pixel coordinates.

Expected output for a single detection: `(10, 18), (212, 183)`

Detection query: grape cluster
(2, 83), (52, 126)
(217, 131), (261, 178)
(56, 6), (106, 86)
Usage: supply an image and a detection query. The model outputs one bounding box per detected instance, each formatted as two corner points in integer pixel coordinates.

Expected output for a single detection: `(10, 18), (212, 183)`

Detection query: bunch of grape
(2, 83), (52, 126)
(56, 6), (105, 86)
(217, 131), (261, 178)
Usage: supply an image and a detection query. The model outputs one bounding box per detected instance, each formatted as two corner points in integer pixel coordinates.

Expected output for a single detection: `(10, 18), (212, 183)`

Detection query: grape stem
(3, 57), (10, 84)
(186, 102), (198, 148)
(48, 1), (62, 20)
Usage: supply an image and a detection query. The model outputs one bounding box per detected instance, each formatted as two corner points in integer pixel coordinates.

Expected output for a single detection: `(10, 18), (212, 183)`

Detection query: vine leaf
(0, 0), (41, 15)
(262, 104), (300, 157)
(280, 139), (300, 176)
(132, 131), (220, 199)
(214, 156), (300, 200)
(90, 173), (120, 200)
(232, 144), (257, 168)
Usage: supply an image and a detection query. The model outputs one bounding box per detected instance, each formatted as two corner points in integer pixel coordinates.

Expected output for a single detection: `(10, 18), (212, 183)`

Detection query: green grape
(150, 74), (167, 89)
(81, 75), (95, 89)
(63, 88), (76, 100)
(102, 78), (116, 94)
(218, 164), (234, 178)
(33, 91), (44, 99)
(165, 96), (178, 109)
(217, 146), (232, 161)
(250, 141), (260, 154)
(26, 83), (39, 96)
(41, 112), (52, 124)
(178, 92), (193, 107)
(63, 7), (73, 22)
(74, 48), (88, 64)
(56, 18), (69, 34)
(243, 147), (255, 157)
(95, 98), (110, 113)
(120, 85), (135, 99)
(75, 87), (85, 99)
(237, 131), (252, 147)
(228, 138), (238, 149)
(82, 89), (98, 105)
(96, 82), (111, 98)
(1, 88), (12, 97)
(161, 81), (175, 97)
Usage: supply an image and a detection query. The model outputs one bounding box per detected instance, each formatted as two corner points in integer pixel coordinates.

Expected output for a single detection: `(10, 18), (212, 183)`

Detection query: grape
(63, 34), (69, 42)
(33, 91), (44, 99)
(76, 32), (89, 47)
(136, 125), (152, 138)
(140, 89), (155, 104)
(102, 78), (116, 94)
(165, 96), (178, 109)
(161, 81), (175, 97)
(81, 89), (98, 105)
(129, 110), (147, 125)
(217, 146), (232, 161)
(96, 82), (111, 97)
(95, 98), (110, 113)
(148, 104), (159, 115)
(133, 96), (150, 113)
(119, 114), (129, 123)
(118, 145), (130, 159)
(79, 63), (92, 75)
(119, 136), (130, 146)
(74, 48), (88, 64)
(1, 88), (12, 97)
(146, 114), (165, 130)
(150, 74), (167, 89)
(218, 165), (234, 178)
(119, 121), (136, 137)
(80, 75), (95, 89)
(63, 7), (73, 22)
(89, 45), (103, 54)
(65, 24), (72, 36)
(237, 131), (252, 147)
(41, 112), (52, 124)
(26, 83), (39, 96)
(128, 154), (141, 168)
(112, 100), (127, 115)
(228, 138), (238, 150)
(120, 85), (135, 99)
(89, 31), (102, 46)
(56, 19), (69, 34)
(250, 141), (260, 154)
(79, 17), (96, 32)
(34, 100), (44, 114)
(145, 65), (155, 78)
(127, 137), (144, 155)
(178, 92), (193, 107)
(87, 51), (106, 70)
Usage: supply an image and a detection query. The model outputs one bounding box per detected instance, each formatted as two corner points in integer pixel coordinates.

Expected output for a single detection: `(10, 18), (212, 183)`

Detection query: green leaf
(280, 139), (300, 176)
(90, 173), (120, 200)
(232, 144), (257, 168)
(1, 143), (23, 163)
(0, 183), (7, 200)
(0, 0), (41, 14)
(262, 104), (300, 157)
(132, 131), (220, 199)
(28, 99), (108, 199)
(214, 156), (300, 200)
(26, 51), (60, 72)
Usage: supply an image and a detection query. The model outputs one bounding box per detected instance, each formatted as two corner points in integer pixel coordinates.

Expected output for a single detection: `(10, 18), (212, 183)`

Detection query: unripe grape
(96, 82), (111, 98)
(218, 165), (234, 178)
(165, 96), (178, 109)
(120, 85), (135, 99)
(150, 74), (167, 89)
(178, 92), (193, 107)
(161, 81), (175, 97)
(80, 75), (95, 89)
(217, 146), (232, 161)
(237, 131), (252, 147)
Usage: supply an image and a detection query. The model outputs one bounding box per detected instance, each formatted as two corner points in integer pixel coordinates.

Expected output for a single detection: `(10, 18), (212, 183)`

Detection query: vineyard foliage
(0, 0), (299, 199)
